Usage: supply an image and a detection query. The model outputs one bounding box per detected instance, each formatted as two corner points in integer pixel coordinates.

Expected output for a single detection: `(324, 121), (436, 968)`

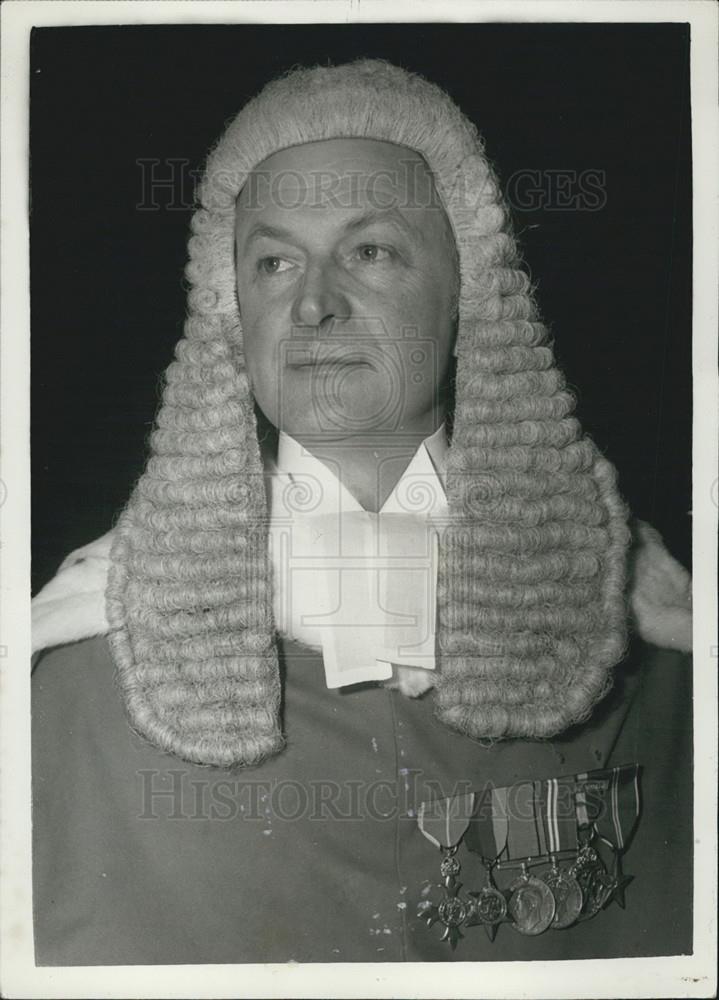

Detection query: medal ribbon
(505, 782), (539, 860)
(536, 775), (578, 854)
(417, 764), (640, 856)
(580, 764), (641, 850)
(464, 786), (509, 860)
(417, 792), (476, 850)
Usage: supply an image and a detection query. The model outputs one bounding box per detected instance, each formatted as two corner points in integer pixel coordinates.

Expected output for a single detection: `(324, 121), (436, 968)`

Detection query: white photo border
(1, 2), (716, 998)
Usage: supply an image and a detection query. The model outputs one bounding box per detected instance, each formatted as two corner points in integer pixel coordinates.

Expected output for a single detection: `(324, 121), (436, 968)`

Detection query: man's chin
(280, 377), (400, 440)
(280, 423), (395, 446)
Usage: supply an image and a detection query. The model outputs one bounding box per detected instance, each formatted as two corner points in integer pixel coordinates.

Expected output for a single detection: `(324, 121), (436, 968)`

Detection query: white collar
(266, 424), (449, 689)
(273, 423), (449, 516)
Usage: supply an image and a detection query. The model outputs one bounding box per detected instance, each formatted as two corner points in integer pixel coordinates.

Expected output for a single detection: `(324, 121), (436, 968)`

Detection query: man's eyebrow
(242, 222), (302, 247)
(240, 209), (417, 249)
(341, 208), (415, 238)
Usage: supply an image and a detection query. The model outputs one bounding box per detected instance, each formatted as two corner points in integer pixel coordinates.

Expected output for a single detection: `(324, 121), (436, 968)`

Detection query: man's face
(234, 138), (458, 444)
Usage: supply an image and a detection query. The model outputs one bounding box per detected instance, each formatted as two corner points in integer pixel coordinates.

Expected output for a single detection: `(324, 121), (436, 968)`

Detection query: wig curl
(106, 59), (630, 768)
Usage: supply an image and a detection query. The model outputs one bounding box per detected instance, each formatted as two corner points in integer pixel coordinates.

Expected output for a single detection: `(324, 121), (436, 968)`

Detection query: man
(32, 59), (692, 964)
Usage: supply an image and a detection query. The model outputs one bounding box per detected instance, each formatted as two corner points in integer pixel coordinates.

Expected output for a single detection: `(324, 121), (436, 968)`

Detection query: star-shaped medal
(418, 852), (469, 950)
(604, 852), (633, 910)
(420, 880), (468, 949)
(465, 884), (508, 941)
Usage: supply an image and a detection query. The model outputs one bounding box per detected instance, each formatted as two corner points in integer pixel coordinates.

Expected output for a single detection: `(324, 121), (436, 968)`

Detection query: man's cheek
(381, 286), (428, 337)
(245, 339), (273, 386)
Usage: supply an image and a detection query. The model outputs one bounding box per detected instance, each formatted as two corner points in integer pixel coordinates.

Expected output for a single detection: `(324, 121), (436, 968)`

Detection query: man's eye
(356, 244), (392, 263)
(258, 256), (293, 275)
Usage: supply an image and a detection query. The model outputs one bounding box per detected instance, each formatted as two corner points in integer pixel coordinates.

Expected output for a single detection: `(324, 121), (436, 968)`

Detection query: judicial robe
(32, 630), (693, 964)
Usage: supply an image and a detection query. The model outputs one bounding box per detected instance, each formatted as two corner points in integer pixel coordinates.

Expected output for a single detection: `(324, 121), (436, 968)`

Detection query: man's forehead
(235, 137), (444, 220)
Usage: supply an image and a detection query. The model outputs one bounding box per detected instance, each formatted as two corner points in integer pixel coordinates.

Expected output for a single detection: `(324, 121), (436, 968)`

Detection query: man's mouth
(287, 349), (376, 371)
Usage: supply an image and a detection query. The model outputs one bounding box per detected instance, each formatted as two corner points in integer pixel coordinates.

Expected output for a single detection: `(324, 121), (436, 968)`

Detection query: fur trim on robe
(31, 519), (692, 693)
(32, 530), (115, 656)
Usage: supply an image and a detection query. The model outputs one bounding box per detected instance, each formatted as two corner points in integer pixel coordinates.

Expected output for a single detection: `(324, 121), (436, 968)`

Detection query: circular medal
(468, 885), (507, 925)
(507, 874), (556, 936)
(542, 867), (583, 929)
(572, 847), (612, 918)
(437, 895), (467, 928)
(582, 864), (614, 917)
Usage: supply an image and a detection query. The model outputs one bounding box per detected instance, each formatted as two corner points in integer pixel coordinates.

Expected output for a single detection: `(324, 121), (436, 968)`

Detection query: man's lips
(287, 349), (376, 370)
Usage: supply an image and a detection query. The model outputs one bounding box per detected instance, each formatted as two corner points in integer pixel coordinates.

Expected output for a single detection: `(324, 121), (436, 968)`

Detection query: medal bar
(416, 763), (641, 947)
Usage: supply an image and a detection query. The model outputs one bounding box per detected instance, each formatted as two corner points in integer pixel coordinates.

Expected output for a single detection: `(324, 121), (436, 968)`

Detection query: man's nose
(291, 261), (351, 328)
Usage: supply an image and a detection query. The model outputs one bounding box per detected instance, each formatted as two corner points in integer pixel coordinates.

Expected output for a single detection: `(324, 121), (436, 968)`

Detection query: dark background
(30, 22), (692, 594)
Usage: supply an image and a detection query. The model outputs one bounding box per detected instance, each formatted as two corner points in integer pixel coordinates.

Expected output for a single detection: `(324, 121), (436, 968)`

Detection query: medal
(571, 841), (613, 918)
(542, 858), (583, 929)
(574, 765), (640, 918)
(507, 864), (556, 936)
(534, 776), (583, 928)
(416, 793), (475, 949)
(418, 847), (468, 949)
(465, 874), (508, 941)
(603, 843), (633, 908)
(464, 786), (509, 940)
(497, 779), (559, 935)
